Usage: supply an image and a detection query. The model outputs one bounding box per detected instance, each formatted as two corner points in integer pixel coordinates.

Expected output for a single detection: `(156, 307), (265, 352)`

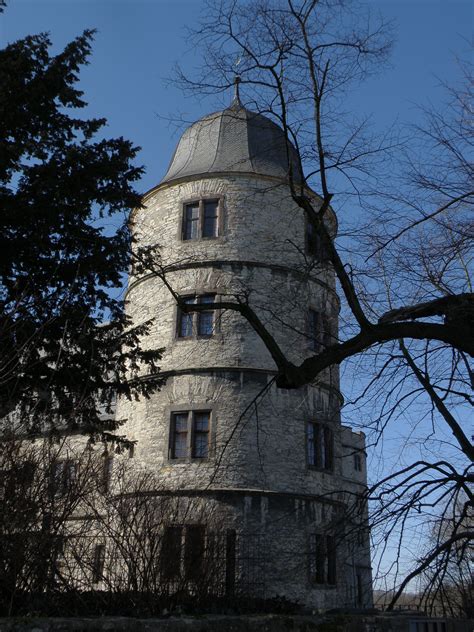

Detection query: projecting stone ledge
(0, 614), (472, 632)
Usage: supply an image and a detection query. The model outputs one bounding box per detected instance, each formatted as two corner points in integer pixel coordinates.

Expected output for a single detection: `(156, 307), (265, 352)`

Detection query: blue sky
(2, 0), (472, 194)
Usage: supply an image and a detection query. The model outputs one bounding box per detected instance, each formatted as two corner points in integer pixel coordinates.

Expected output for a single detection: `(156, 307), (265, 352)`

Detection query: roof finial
(231, 74), (242, 108)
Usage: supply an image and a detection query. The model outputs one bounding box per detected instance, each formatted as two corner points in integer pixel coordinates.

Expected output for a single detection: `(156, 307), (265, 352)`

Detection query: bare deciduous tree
(145, 0), (472, 607)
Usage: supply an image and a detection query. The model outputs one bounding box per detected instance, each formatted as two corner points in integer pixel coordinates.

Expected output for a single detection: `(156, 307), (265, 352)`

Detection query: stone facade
(116, 111), (372, 609)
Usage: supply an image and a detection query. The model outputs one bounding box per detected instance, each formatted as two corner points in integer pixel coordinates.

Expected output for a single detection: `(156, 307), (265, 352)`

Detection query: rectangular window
(101, 455), (113, 493)
(92, 544), (105, 584)
(306, 422), (333, 471)
(309, 534), (336, 585)
(51, 459), (76, 496)
(177, 295), (216, 339)
(161, 526), (183, 580)
(170, 410), (211, 460)
(306, 214), (329, 261)
(183, 198), (221, 240)
(161, 524), (206, 582)
(308, 309), (332, 352)
(354, 453), (362, 471)
(184, 525), (205, 580)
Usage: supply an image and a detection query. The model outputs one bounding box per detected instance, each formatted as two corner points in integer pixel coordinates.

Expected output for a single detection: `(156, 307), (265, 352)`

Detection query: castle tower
(117, 91), (372, 609)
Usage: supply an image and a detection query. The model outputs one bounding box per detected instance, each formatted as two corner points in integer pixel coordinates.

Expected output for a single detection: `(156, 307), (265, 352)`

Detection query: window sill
(167, 458), (211, 464)
(181, 236), (225, 243)
(307, 465), (334, 473)
(175, 334), (223, 342)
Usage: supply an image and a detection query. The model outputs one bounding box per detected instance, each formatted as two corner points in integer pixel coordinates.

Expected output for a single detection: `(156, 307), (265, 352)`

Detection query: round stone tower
(117, 90), (372, 609)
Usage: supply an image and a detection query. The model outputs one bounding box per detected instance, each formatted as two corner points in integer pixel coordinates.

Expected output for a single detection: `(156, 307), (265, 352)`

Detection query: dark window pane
(184, 203), (200, 240)
(192, 412), (209, 458)
(327, 535), (337, 584)
(178, 297), (195, 337)
(314, 534), (326, 584)
(198, 311), (214, 336)
(323, 427), (333, 470)
(174, 413), (188, 432)
(309, 310), (321, 352)
(306, 218), (319, 256)
(194, 412), (209, 432)
(172, 413), (188, 458)
(179, 313), (193, 337)
(184, 525), (205, 580)
(306, 214), (329, 260)
(173, 434), (187, 458)
(161, 526), (182, 579)
(203, 200), (218, 237)
(92, 544), (105, 583)
(354, 453), (362, 471)
(101, 456), (113, 492)
(306, 422), (315, 466)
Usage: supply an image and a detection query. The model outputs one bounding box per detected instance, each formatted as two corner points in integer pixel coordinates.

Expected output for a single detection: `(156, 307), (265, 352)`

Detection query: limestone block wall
(126, 264), (339, 385)
(119, 374), (344, 495)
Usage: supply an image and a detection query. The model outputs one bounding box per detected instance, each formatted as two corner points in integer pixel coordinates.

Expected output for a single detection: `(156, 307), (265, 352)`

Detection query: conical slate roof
(160, 98), (302, 185)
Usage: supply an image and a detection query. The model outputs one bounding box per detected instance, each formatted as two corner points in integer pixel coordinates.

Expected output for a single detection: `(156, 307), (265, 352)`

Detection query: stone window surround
(92, 543), (106, 584)
(308, 532), (337, 587)
(307, 305), (333, 353)
(173, 289), (223, 341)
(179, 194), (226, 242)
(304, 212), (330, 262)
(306, 420), (334, 473)
(161, 523), (206, 581)
(165, 403), (217, 464)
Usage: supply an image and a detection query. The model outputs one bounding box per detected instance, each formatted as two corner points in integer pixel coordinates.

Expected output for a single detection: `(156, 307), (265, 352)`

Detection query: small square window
(170, 410), (211, 461)
(183, 198), (221, 240)
(307, 422), (333, 471)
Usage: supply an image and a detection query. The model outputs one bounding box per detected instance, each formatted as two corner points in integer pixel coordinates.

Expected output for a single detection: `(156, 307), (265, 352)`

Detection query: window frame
(176, 293), (219, 340)
(305, 213), (330, 261)
(309, 533), (337, 586)
(181, 196), (224, 241)
(306, 421), (334, 472)
(51, 458), (77, 496)
(308, 308), (333, 353)
(161, 524), (206, 582)
(353, 452), (363, 472)
(168, 408), (213, 462)
(92, 543), (106, 584)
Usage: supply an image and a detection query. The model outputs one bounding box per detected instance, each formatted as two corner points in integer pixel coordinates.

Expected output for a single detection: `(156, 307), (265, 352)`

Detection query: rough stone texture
(116, 169), (371, 610)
